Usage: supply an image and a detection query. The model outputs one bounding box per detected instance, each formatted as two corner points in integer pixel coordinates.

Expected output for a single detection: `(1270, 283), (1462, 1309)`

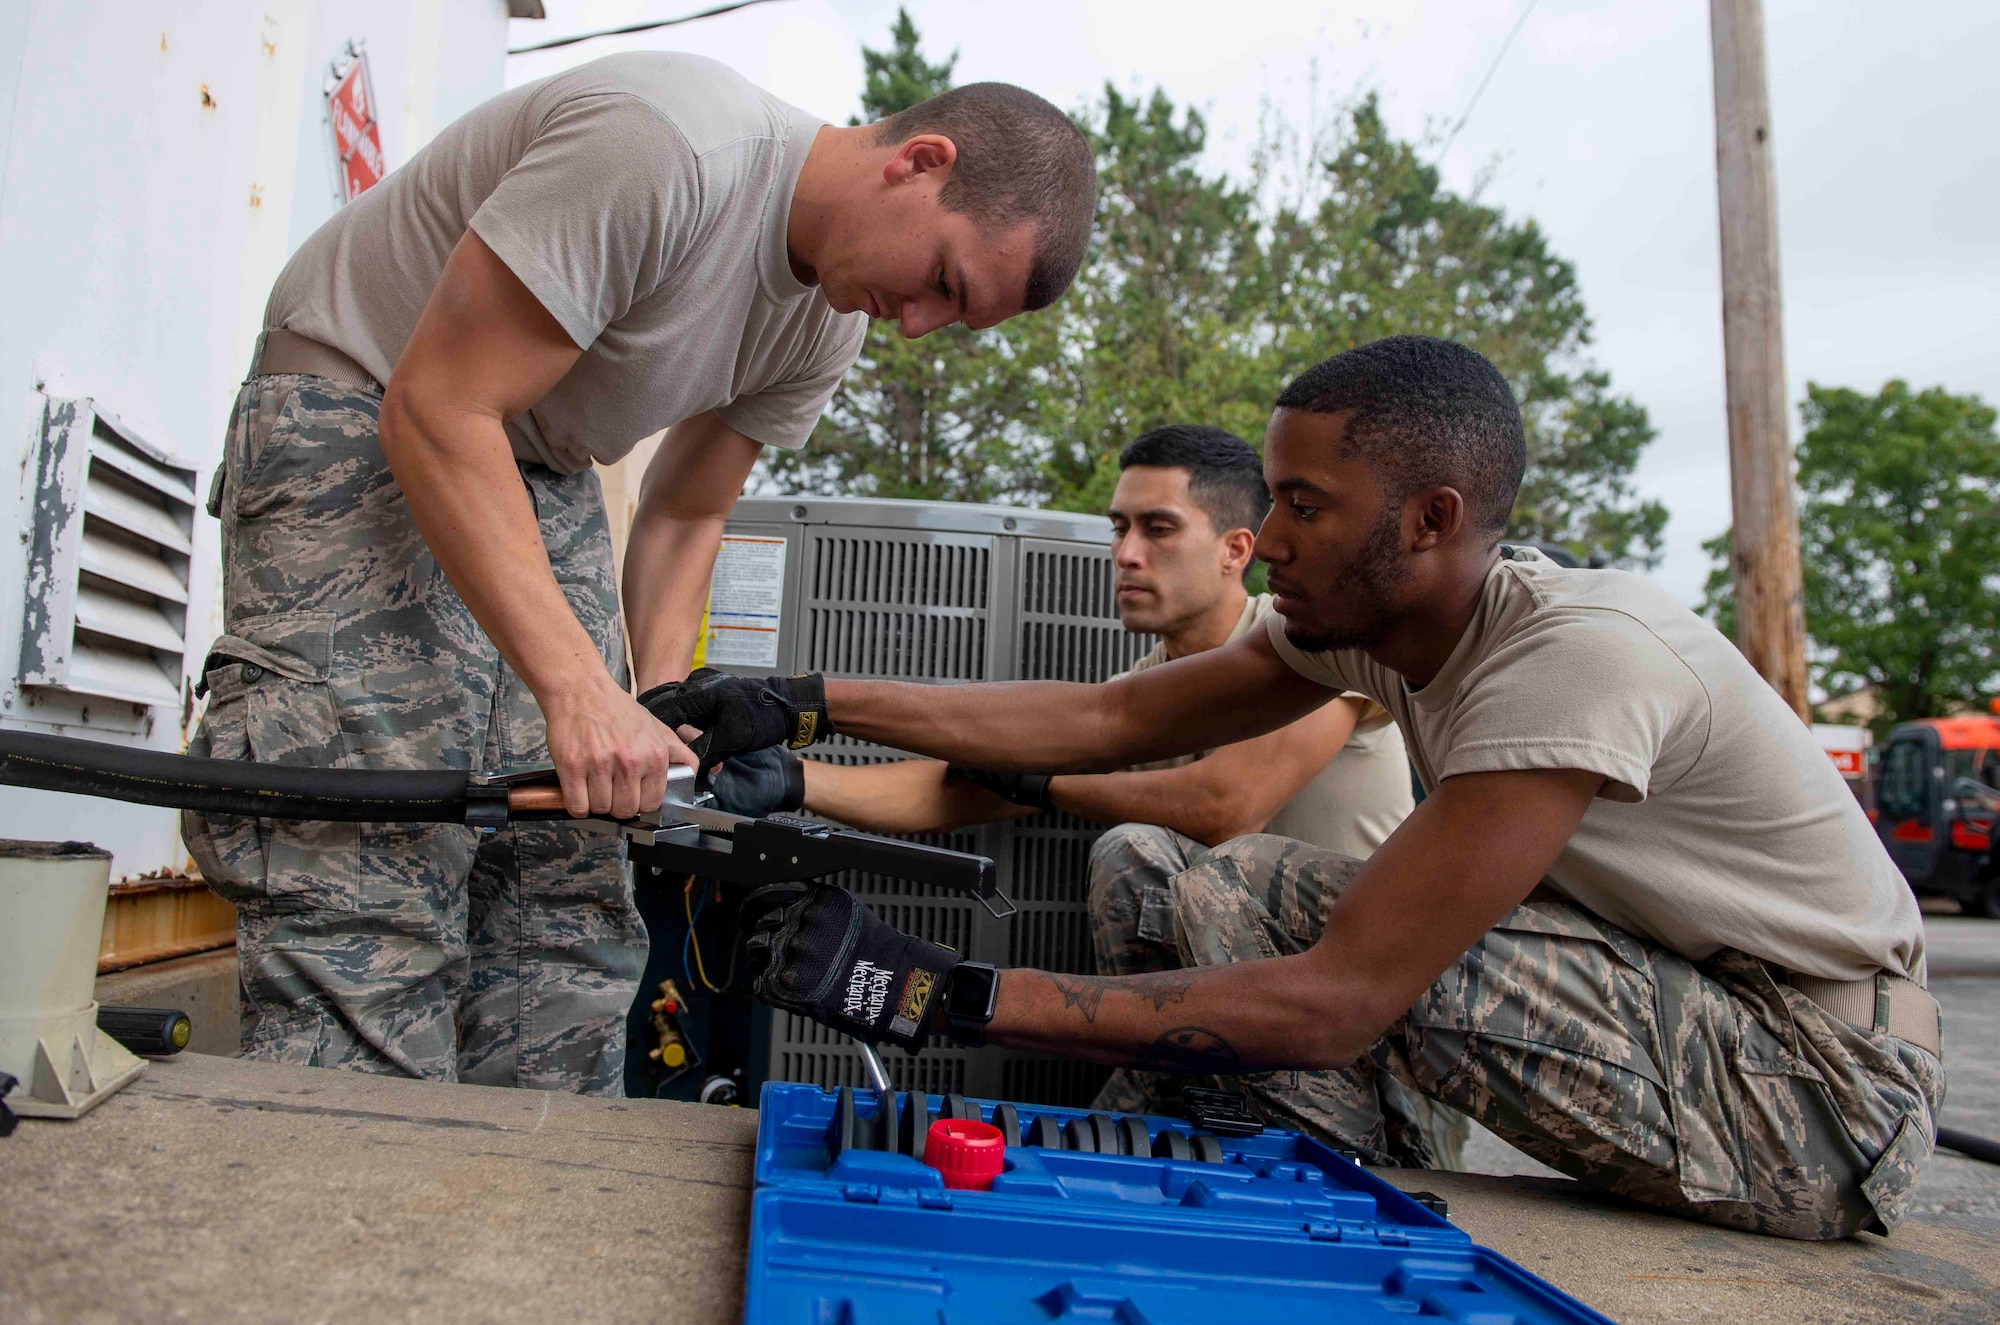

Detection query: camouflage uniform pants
(1093, 830), (1944, 1240)
(1088, 824), (1471, 1170)
(182, 367), (645, 1094)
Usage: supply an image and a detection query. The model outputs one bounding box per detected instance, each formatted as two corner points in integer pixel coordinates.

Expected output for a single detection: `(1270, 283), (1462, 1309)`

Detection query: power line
(1437, 0), (1539, 159)
(507, 0), (792, 56)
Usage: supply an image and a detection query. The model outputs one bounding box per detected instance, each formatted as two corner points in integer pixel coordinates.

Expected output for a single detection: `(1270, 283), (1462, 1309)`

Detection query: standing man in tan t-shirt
(182, 54), (1096, 1093)
(654, 336), (1942, 1240)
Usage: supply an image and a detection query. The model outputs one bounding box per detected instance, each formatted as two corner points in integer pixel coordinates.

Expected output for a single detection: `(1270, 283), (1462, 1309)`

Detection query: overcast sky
(508, 0), (2000, 606)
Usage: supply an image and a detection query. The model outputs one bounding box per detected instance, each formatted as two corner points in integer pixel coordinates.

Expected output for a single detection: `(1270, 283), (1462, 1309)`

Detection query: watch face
(946, 964), (997, 1020)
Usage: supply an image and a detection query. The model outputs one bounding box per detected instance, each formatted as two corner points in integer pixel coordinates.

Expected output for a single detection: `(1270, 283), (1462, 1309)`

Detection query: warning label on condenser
(704, 535), (787, 667)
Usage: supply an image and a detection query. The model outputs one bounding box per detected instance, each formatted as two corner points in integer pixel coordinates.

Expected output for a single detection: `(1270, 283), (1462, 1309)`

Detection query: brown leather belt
(1789, 971), (1941, 1057)
(251, 326), (378, 389)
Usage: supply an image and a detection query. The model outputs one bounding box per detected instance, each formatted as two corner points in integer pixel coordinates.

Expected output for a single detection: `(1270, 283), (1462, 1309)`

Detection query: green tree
(1251, 96), (1665, 563)
(774, 14), (1667, 567)
(1034, 88), (1272, 517)
(761, 10), (1043, 502)
(1703, 381), (2000, 732)
(1036, 90), (1666, 565)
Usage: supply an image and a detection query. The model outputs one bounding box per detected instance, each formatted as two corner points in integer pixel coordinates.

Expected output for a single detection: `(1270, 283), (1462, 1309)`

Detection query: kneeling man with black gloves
(642, 336), (1942, 1242)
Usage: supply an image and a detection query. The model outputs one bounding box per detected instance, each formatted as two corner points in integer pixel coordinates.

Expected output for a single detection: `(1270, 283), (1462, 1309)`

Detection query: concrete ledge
(1378, 1167), (2000, 1323)
(0, 1054), (756, 1324)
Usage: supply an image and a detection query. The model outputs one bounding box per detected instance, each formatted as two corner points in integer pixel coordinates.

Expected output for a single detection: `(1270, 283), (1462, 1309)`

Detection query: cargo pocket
(1859, 1112), (1931, 1233)
(1651, 983), (1760, 1207)
(183, 665), (262, 910)
(183, 611), (359, 914)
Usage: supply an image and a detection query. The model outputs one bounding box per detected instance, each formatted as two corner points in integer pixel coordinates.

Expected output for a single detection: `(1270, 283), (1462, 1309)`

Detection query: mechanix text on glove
(743, 883), (960, 1052)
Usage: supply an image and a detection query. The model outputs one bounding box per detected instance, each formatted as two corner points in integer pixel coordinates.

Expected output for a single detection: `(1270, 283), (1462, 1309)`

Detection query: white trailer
(0, 2), (531, 881)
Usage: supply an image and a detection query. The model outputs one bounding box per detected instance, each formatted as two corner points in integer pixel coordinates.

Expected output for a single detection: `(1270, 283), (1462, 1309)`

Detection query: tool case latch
(1180, 1086), (1264, 1137)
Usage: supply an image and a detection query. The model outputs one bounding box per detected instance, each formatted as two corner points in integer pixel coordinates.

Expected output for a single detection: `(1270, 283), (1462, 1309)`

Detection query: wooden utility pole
(1710, 0), (1811, 721)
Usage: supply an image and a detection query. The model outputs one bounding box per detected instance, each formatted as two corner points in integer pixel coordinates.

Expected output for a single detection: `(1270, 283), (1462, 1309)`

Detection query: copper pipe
(507, 786), (572, 814)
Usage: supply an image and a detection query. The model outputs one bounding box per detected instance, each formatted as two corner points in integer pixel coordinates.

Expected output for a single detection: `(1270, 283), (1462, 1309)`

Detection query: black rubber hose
(1937, 1126), (2000, 1166)
(0, 728), (475, 823)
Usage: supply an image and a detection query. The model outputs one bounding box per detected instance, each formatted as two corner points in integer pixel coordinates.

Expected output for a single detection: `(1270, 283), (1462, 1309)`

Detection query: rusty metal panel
(19, 394), (90, 690)
(97, 876), (234, 974)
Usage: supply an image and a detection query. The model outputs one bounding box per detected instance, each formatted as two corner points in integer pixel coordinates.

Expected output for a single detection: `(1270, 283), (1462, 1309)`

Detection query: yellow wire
(686, 875), (727, 992)
(682, 876), (741, 994)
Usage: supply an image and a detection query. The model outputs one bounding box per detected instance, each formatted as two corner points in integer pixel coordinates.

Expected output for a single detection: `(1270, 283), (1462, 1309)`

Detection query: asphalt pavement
(1455, 910), (2000, 1226)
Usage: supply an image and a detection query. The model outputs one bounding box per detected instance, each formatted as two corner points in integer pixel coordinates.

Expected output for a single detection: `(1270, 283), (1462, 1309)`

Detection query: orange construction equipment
(1874, 705), (2000, 918)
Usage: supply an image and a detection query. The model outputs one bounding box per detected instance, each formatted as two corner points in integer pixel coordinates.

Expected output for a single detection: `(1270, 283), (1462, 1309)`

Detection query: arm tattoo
(1039, 968), (1206, 1026)
(1038, 972), (1106, 1023)
(1124, 969), (1199, 1012)
(1131, 1026), (1244, 1075)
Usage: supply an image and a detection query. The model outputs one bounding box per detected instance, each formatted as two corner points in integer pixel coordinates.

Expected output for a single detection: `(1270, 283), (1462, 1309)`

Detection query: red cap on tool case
(925, 1119), (1005, 1190)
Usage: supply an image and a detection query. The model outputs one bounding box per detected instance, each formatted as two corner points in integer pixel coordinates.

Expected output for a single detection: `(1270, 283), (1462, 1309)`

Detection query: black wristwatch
(943, 962), (999, 1046)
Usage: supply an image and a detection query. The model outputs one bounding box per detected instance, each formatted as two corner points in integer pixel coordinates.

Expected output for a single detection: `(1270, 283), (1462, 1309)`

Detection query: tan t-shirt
(266, 52), (865, 474)
(1266, 548), (1925, 982)
(1124, 595), (1414, 859)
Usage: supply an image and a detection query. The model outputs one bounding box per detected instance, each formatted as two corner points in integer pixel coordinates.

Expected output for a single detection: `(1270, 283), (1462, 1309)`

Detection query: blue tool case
(748, 1082), (1612, 1324)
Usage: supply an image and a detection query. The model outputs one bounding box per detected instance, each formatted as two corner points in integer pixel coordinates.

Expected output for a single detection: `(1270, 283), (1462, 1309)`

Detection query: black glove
(743, 883), (960, 1052)
(638, 667), (830, 761)
(709, 747), (806, 817)
(947, 765), (1055, 811)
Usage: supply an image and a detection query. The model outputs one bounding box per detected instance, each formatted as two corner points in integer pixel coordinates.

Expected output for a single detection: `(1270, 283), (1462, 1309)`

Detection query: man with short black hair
(1115, 423), (1271, 559)
(654, 335), (1943, 1238)
(185, 53), (1095, 1093)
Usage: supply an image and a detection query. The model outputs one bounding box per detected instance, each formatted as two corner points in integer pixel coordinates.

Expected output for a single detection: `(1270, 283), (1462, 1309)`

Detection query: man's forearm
(802, 758), (1027, 834)
(824, 636), (1336, 773)
(826, 679), (1132, 772)
(1043, 693), (1360, 844)
(622, 415), (765, 692)
(1048, 766), (1264, 846)
(982, 961), (1366, 1074)
(623, 505), (724, 690)
(379, 396), (613, 708)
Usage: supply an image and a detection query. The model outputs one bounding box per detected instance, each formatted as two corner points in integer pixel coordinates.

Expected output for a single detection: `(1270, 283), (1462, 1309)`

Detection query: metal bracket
(496, 763), (1015, 913)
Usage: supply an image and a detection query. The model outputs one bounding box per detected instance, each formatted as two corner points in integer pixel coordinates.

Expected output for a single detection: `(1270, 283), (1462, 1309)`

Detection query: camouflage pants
(182, 367), (645, 1094)
(1092, 830), (1944, 1240)
(1088, 824), (1471, 1170)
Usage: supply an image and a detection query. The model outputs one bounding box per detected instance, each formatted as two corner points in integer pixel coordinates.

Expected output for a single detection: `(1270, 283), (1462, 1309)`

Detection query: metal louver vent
(1021, 545), (1114, 617)
(804, 530), (990, 681)
(1018, 542), (1155, 681)
(20, 397), (196, 708)
(810, 534), (988, 609)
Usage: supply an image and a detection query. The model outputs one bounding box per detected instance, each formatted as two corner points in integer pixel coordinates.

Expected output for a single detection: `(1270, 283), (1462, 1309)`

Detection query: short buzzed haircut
(872, 84), (1097, 312)
(1119, 424), (1273, 556)
(1274, 336), (1525, 537)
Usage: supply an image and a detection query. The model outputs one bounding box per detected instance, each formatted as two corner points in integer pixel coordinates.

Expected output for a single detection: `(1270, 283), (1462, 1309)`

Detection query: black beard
(1281, 508), (1410, 654)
